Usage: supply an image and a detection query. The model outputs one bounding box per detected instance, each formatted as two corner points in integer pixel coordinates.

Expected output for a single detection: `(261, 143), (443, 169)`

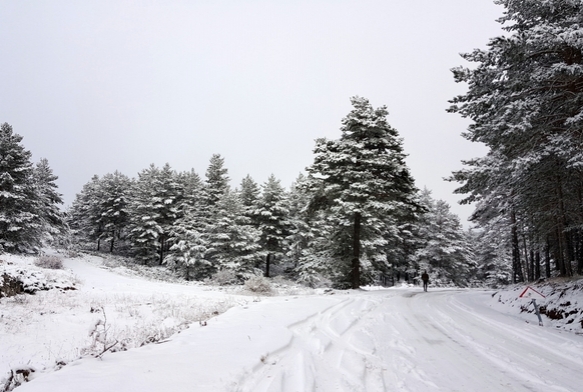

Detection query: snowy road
(233, 290), (583, 392)
(17, 283), (583, 391)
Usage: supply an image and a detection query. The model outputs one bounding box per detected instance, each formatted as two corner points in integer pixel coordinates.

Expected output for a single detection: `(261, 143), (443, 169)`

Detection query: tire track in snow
(233, 295), (389, 392)
(426, 292), (582, 391)
(394, 290), (581, 392)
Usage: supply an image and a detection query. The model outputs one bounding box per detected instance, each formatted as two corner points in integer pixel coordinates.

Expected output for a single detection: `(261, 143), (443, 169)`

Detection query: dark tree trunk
(556, 175), (573, 276)
(522, 236), (531, 281)
(545, 241), (551, 278)
(577, 230), (583, 275)
(264, 253), (272, 278)
(97, 238), (101, 252)
(535, 250), (541, 280)
(351, 212), (361, 289)
(511, 212), (524, 283)
(110, 230), (115, 253)
(555, 225), (567, 276)
(159, 237), (165, 265)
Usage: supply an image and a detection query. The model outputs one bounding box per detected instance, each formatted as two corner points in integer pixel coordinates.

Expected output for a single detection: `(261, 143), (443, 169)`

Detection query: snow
(2, 254), (583, 391)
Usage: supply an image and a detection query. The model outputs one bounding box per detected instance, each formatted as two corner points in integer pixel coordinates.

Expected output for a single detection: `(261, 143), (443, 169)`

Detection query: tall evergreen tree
(0, 123), (42, 252)
(252, 174), (290, 277)
(129, 164), (182, 265)
(33, 158), (68, 245)
(239, 174), (260, 211)
(205, 189), (261, 279)
(165, 169), (208, 279)
(68, 175), (105, 250)
(204, 154), (230, 208)
(99, 171), (132, 253)
(449, 0), (583, 278)
(304, 97), (421, 288)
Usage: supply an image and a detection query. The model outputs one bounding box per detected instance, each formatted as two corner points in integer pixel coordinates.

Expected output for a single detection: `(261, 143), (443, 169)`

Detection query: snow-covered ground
(2, 254), (583, 392)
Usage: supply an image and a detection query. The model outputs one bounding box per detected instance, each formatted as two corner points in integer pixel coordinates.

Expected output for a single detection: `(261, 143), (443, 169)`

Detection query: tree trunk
(110, 230), (115, 253)
(351, 212), (361, 289)
(545, 240), (551, 278)
(159, 237), (165, 265)
(511, 212), (524, 283)
(556, 174), (573, 276)
(264, 253), (271, 278)
(555, 225), (567, 276)
(577, 230), (583, 275)
(522, 236), (531, 281)
(534, 250), (541, 280)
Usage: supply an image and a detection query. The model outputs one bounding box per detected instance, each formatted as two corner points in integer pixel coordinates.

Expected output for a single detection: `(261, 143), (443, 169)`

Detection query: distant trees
(0, 123), (67, 252)
(449, 0), (583, 280)
(413, 189), (475, 286)
(65, 97), (485, 288)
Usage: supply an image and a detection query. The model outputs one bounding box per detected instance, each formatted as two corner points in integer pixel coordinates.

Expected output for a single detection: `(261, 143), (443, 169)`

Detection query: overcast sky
(0, 0), (505, 225)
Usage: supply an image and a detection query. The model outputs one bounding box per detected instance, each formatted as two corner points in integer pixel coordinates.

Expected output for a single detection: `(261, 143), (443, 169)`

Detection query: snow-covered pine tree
(0, 123), (43, 252)
(239, 174), (260, 212)
(166, 207), (209, 280)
(305, 97), (421, 289)
(204, 154), (230, 208)
(252, 174), (290, 277)
(68, 175), (105, 250)
(470, 216), (513, 287)
(204, 189), (261, 280)
(448, 0), (583, 277)
(99, 171), (132, 253)
(165, 169), (209, 280)
(32, 158), (68, 246)
(129, 164), (182, 265)
(285, 174), (312, 275)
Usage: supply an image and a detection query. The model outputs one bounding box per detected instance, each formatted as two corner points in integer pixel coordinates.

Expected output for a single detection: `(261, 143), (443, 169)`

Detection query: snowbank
(490, 277), (583, 333)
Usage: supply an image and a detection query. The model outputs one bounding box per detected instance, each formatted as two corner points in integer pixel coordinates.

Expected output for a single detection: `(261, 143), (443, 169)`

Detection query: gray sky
(0, 0), (504, 225)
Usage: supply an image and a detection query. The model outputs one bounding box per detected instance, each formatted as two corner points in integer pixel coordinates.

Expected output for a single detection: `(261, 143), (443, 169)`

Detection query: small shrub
(34, 256), (63, 270)
(244, 276), (273, 294)
(209, 270), (239, 286)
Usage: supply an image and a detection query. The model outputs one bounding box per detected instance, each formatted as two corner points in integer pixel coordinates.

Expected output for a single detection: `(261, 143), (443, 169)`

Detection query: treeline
(66, 98), (477, 288)
(449, 0), (583, 282)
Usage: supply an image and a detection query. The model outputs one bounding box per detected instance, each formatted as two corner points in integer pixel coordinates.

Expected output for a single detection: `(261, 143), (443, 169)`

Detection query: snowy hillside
(1, 253), (583, 392)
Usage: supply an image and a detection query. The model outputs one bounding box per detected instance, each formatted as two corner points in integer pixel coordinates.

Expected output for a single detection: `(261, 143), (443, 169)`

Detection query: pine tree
(239, 175), (260, 211)
(204, 154), (230, 208)
(33, 158), (68, 245)
(285, 174), (312, 273)
(0, 123), (42, 252)
(166, 207), (209, 280)
(165, 169), (208, 279)
(448, 0), (583, 278)
(68, 175), (105, 250)
(129, 164), (182, 265)
(205, 190), (261, 280)
(304, 97), (421, 288)
(99, 171), (132, 253)
(252, 174), (290, 277)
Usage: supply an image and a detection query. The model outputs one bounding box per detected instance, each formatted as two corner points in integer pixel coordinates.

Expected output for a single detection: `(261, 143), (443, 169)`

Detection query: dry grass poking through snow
(0, 253), (245, 391)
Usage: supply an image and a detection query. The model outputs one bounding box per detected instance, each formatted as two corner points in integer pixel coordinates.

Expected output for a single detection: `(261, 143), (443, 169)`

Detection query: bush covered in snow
(208, 270), (239, 286)
(244, 276), (273, 294)
(34, 255), (64, 270)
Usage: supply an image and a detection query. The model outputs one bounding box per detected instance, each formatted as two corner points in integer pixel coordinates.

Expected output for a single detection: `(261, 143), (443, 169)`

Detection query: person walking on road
(421, 270), (429, 292)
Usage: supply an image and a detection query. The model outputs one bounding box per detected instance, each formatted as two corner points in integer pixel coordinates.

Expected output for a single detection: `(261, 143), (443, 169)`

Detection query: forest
(1, 0), (582, 289)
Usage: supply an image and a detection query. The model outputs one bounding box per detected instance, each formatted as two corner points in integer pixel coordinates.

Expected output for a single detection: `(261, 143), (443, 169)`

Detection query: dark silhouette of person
(421, 270), (429, 292)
